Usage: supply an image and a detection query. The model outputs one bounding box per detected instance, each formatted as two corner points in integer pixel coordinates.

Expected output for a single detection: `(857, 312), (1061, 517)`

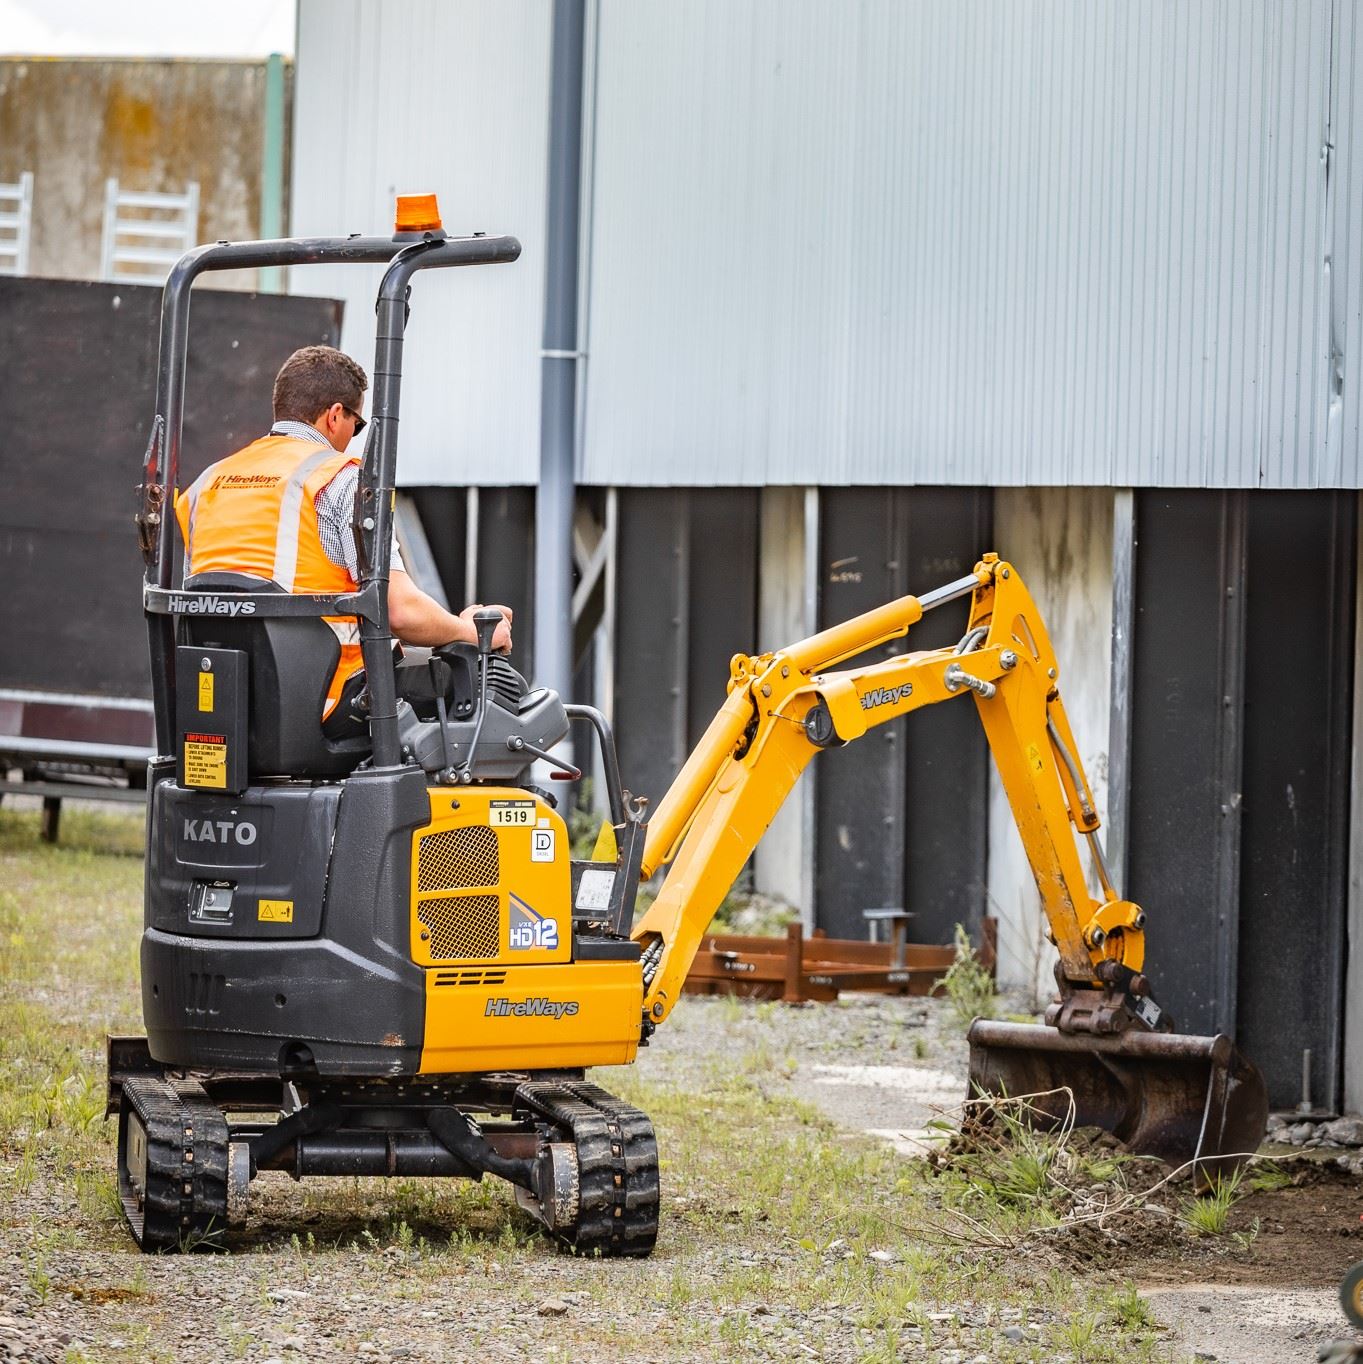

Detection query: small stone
(928, 1311), (956, 1322)
(1194, 1353), (1218, 1362)
(868, 1250), (895, 1264)
(753, 1304), (771, 1316)
(1286, 1122), (1316, 1145)
(1266, 1112), (1288, 1130)
(1002, 1326), (1024, 1342)
(538, 1299), (570, 1318)
(1323, 1117), (1363, 1146)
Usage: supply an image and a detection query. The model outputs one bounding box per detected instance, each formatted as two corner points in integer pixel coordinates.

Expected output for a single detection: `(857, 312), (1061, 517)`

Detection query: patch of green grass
(1105, 1284), (1157, 1331)
(1246, 1160), (1293, 1194)
(1180, 1169), (1245, 1236)
(0, 806), (145, 1253)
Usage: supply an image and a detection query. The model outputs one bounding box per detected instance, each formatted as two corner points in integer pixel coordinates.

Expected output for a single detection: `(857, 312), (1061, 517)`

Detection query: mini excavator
(109, 198), (1266, 1254)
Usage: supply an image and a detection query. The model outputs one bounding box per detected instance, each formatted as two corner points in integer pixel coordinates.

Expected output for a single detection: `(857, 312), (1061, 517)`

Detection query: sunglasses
(343, 405), (367, 436)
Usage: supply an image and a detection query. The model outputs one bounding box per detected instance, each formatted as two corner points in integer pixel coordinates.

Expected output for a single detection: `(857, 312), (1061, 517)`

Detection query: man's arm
(387, 570), (513, 651)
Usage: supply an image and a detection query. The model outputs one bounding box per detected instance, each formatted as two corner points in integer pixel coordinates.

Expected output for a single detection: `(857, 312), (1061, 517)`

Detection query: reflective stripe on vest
(173, 436), (364, 719)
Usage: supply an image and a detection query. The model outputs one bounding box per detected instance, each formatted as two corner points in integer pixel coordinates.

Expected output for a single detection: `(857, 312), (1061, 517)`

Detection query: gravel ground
(2, 818), (1359, 1364)
(0, 990), (1080, 1364)
(0, 983), (1351, 1363)
(640, 991), (975, 1142)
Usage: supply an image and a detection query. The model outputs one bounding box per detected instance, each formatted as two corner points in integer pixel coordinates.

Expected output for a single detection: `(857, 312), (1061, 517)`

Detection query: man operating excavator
(174, 344), (511, 737)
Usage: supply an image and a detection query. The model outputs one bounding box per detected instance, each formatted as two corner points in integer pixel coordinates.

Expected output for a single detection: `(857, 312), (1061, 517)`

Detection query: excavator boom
(630, 554), (1267, 1180)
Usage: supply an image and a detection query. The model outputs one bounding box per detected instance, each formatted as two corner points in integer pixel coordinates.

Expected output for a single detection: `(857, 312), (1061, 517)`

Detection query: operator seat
(180, 573), (371, 779)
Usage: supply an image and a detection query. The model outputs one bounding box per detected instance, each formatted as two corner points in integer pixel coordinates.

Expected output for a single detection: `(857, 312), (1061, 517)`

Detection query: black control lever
(457, 609), (507, 784)
(427, 654), (457, 782)
(506, 734), (582, 781)
(472, 608), (504, 654)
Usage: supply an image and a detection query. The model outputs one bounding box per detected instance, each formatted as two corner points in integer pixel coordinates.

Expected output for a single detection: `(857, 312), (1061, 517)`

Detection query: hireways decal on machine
(508, 894), (559, 951)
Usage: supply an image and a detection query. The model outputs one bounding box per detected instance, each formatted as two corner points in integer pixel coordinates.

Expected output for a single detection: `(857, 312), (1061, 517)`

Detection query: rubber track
(118, 1077), (229, 1252)
(515, 1080), (659, 1257)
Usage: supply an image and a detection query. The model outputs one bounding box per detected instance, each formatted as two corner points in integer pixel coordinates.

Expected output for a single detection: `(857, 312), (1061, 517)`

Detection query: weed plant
(936, 922), (999, 1027)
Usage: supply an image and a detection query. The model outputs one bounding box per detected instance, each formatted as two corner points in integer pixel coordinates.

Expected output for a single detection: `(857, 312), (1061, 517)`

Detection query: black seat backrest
(180, 573), (370, 779)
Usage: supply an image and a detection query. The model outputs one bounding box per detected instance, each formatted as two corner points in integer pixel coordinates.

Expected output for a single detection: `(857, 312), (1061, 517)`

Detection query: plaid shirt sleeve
(313, 463), (406, 578)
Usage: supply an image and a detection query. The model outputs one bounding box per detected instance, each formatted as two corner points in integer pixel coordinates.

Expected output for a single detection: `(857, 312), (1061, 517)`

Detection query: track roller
(118, 1076), (230, 1252)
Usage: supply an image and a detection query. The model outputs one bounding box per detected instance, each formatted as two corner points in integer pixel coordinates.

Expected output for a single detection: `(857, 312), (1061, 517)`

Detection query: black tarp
(0, 277), (342, 700)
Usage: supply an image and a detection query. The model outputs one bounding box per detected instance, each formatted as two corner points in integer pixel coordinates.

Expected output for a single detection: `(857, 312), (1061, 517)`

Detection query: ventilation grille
(433, 969), (508, 988)
(418, 826), (499, 893)
(419, 895), (500, 961)
(486, 657), (527, 710)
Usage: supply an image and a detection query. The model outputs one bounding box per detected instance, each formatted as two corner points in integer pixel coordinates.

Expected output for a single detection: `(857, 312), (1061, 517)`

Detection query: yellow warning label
(1026, 742), (1046, 774)
(198, 670), (214, 712)
(258, 899), (294, 924)
(184, 735), (227, 789)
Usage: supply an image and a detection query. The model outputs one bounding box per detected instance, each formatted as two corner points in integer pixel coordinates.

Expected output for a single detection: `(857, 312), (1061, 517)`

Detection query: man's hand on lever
(459, 603), (513, 654)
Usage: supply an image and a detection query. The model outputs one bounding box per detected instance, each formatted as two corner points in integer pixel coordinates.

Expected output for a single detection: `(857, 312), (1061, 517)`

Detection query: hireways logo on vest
(168, 593), (257, 616)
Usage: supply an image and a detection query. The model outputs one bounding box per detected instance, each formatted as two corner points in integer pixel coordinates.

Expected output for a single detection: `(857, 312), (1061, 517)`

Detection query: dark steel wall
(0, 277), (341, 700)
(815, 489), (992, 943)
(410, 487), (538, 683)
(1128, 490), (1357, 1110)
(611, 488), (760, 812)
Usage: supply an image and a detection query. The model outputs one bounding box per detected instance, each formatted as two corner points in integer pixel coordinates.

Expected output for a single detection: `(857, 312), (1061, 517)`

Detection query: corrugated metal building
(293, 0), (1362, 1111)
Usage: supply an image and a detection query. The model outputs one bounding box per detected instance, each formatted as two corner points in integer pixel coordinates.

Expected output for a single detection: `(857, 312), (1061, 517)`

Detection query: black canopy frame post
(138, 230), (521, 766)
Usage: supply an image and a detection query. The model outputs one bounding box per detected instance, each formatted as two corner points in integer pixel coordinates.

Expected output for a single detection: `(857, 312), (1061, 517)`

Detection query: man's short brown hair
(272, 346), (368, 424)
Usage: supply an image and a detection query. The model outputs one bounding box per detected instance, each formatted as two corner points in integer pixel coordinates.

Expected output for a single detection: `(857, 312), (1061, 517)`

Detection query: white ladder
(99, 178), (200, 285)
(0, 171), (34, 276)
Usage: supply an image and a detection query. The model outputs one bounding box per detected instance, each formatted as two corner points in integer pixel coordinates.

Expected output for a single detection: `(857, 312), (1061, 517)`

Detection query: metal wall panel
(612, 489), (760, 813)
(1128, 489), (1356, 1110)
(291, 0), (549, 486)
(1236, 493), (1355, 1111)
(1128, 493), (1246, 1042)
(582, 0), (1360, 490)
(814, 489), (990, 942)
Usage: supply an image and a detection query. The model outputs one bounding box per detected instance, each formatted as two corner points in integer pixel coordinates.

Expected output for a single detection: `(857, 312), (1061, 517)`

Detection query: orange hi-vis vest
(174, 435), (363, 720)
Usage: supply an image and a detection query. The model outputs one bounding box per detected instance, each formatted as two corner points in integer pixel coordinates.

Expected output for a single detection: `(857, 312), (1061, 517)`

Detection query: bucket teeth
(965, 1020), (1269, 1186)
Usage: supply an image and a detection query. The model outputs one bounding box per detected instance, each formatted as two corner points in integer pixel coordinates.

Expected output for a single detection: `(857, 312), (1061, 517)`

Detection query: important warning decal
(258, 899), (294, 924)
(183, 733), (227, 789)
(489, 799), (535, 827)
(508, 894), (558, 951)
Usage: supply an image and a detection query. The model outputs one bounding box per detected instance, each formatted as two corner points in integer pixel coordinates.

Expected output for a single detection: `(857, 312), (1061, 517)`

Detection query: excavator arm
(627, 553), (1266, 1179)
(632, 553), (1145, 1027)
